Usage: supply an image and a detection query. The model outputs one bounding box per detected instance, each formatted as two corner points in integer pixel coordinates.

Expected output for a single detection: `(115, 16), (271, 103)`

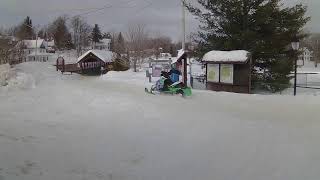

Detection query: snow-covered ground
(1, 61), (320, 180)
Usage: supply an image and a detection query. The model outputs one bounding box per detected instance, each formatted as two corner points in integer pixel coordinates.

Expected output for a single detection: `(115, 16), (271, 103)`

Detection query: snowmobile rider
(155, 71), (173, 91)
(169, 64), (181, 83)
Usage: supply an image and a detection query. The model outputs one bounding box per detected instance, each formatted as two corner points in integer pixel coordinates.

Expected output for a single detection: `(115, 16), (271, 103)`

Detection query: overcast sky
(0, 0), (319, 41)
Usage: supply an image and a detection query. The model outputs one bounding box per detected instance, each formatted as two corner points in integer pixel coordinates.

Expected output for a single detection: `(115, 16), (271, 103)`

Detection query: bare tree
(126, 23), (148, 72)
(147, 35), (173, 57)
(70, 16), (92, 56)
(0, 37), (22, 65)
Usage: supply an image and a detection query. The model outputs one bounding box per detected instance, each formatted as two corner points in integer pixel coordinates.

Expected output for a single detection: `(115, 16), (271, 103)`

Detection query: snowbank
(1, 61), (320, 180)
(202, 50), (250, 62)
(0, 63), (14, 86)
(0, 63), (35, 92)
(6, 72), (36, 90)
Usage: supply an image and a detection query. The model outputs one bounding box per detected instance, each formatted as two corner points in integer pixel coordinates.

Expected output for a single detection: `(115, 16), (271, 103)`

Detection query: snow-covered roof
(22, 39), (45, 49)
(77, 50), (114, 63)
(160, 53), (172, 58)
(95, 39), (111, 46)
(172, 49), (186, 64)
(202, 50), (250, 63)
(23, 39), (44, 49)
(101, 39), (111, 43)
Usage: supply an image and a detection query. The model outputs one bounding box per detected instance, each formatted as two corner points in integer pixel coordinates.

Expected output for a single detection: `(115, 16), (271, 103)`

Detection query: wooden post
(205, 63), (208, 90)
(248, 56), (252, 94)
(149, 61), (152, 83)
(62, 59), (65, 74)
(183, 55), (187, 86)
(56, 58), (58, 71)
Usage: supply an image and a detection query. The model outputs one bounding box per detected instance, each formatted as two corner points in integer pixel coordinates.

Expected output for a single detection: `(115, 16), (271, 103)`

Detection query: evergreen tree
(110, 35), (115, 52)
(65, 33), (74, 50)
(49, 16), (70, 50)
(117, 32), (126, 54)
(103, 32), (112, 39)
(187, 0), (310, 92)
(16, 16), (34, 40)
(91, 24), (103, 43)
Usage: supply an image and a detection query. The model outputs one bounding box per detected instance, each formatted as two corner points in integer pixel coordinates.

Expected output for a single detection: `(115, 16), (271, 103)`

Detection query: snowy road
(1, 62), (320, 180)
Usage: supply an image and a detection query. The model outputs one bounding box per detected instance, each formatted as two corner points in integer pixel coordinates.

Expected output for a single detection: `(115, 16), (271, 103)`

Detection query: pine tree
(110, 35), (115, 52)
(103, 32), (112, 39)
(16, 16), (34, 40)
(91, 24), (102, 44)
(49, 16), (70, 50)
(117, 32), (126, 54)
(187, 0), (310, 92)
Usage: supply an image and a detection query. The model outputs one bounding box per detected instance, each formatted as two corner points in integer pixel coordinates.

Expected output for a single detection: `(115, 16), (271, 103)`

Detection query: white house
(92, 39), (111, 50)
(16, 39), (52, 62)
(159, 53), (172, 59)
(46, 39), (55, 48)
(299, 47), (313, 63)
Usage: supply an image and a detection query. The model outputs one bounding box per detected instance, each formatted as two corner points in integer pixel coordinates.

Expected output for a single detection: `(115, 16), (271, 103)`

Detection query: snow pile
(102, 70), (150, 86)
(0, 63), (35, 92)
(5, 72), (36, 90)
(0, 63), (14, 86)
(202, 50), (249, 62)
(1, 61), (320, 180)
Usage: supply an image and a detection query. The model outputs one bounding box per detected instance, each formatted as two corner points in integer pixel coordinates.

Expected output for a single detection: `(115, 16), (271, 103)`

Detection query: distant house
(46, 39), (55, 48)
(44, 39), (55, 53)
(159, 53), (172, 59)
(299, 47), (313, 64)
(93, 39), (111, 50)
(16, 39), (52, 62)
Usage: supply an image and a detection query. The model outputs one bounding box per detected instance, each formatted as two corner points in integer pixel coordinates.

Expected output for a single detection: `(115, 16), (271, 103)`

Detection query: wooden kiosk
(202, 50), (252, 94)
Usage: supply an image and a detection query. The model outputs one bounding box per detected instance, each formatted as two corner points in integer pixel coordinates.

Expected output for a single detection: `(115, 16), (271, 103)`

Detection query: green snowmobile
(145, 81), (192, 97)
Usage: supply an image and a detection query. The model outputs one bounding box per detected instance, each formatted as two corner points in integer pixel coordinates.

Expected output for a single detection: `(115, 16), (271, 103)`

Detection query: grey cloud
(0, 0), (318, 41)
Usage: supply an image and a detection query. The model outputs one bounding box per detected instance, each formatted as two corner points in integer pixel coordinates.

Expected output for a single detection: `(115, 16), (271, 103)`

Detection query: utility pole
(35, 29), (38, 61)
(181, 0), (188, 86)
(316, 40), (319, 68)
(181, 0), (186, 50)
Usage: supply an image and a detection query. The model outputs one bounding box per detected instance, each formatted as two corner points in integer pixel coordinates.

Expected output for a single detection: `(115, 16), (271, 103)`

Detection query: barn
(77, 50), (114, 75)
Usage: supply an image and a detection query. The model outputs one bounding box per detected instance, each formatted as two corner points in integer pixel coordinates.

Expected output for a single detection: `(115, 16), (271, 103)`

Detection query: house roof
(77, 50), (114, 63)
(22, 39), (45, 49)
(95, 39), (111, 46)
(171, 49), (186, 64)
(202, 50), (250, 63)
